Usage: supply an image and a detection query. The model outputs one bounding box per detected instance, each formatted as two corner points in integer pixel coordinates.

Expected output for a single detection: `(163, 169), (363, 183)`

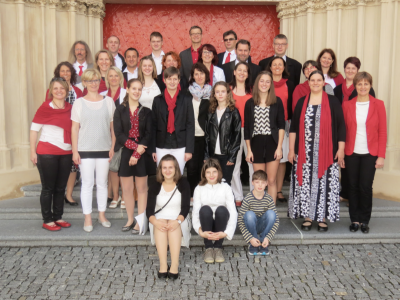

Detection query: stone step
(0, 217), (399, 247)
(1, 196), (400, 220)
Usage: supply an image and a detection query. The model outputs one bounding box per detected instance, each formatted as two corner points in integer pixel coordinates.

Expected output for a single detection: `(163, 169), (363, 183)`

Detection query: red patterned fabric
(124, 107), (141, 158)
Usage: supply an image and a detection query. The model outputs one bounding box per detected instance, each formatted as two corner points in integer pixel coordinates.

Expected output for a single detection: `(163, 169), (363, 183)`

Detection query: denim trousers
(243, 210), (276, 243)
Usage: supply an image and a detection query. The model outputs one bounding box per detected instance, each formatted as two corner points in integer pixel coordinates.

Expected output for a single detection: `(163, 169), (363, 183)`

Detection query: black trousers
(199, 205), (230, 249)
(213, 154), (235, 185)
(36, 154), (72, 223)
(345, 153), (377, 224)
(186, 136), (205, 197)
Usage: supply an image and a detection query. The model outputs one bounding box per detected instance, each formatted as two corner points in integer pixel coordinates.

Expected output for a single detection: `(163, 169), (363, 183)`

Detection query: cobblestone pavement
(0, 244), (400, 300)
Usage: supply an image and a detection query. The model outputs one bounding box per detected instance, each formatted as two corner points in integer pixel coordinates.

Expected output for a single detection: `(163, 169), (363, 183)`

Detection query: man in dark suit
(106, 35), (126, 71)
(217, 30), (252, 68)
(122, 48), (139, 83)
(179, 25), (202, 83)
(258, 34), (302, 87)
(221, 39), (261, 86)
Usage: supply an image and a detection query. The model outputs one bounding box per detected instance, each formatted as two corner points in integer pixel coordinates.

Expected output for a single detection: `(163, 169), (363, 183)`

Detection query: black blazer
(204, 107), (241, 163)
(333, 84), (376, 104)
(222, 61), (261, 86)
(179, 47), (193, 83)
(117, 53), (127, 71)
(146, 177), (191, 219)
(186, 90), (210, 132)
(157, 72), (188, 92)
(113, 103), (152, 154)
(217, 52), (252, 68)
(244, 97), (285, 145)
(290, 94), (346, 159)
(259, 56), (302, 87)
(151, 90), (195, 153)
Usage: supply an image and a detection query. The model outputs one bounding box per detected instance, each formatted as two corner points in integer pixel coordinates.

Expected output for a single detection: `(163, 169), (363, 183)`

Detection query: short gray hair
(273, 34), (288, 43)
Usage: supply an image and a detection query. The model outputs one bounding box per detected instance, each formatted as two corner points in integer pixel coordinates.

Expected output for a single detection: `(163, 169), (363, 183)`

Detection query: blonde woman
(94, 49), (115, 93)
(101, 66), (126, 106)
(137, 55), (162, 109)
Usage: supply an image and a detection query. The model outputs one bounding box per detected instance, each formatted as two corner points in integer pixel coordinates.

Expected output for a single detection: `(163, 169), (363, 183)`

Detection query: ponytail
(123, 78), (143, 107)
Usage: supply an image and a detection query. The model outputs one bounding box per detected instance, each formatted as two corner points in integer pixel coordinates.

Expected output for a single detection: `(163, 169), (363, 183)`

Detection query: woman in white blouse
(71, 69), (116, 232)
(198, 44), (225, 86)
(138, 56), (162, 109)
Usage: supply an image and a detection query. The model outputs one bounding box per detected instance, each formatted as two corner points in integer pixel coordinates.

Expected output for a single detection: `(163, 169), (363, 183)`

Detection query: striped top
(238, 191), (279, 243)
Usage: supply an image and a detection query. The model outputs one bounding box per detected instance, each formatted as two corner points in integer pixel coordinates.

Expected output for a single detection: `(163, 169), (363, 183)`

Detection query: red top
(232, 91), (252, 128)
(45, 86), (83, 101)
(343, 95), (387, 158)
(36, 142), (71, 155)
(124, 107), (141, 159)
(292, 81), (310, 113)
(273, 79), (289, 120)
(333, 73), (345, 86)
(191, 46), (201, 64)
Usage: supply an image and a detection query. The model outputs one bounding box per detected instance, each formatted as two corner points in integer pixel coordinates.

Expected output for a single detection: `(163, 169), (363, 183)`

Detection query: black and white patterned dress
(288, 104), (340, 222)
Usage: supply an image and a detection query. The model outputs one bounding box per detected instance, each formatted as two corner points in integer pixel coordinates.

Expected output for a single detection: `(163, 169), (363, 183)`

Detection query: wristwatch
(177, 219), (182, 224)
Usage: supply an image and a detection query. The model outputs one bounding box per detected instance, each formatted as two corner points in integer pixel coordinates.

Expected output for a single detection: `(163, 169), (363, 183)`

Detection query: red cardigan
(343, 95), (387, 158)
(45, 85), (83, 101)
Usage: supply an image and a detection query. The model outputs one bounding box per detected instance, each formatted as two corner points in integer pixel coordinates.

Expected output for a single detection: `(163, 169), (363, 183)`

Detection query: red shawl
(292, 81), (310, 113)
(99, 78), (107, 93)
(209, 64), (214, 86)
(32, 100), (72, 144)
(296, 92), (333, 186)
(107, 87), (121, 102)
(273, 78), (288, 88)
(341, 82), (354, 104)
(165, 86), (181, 133)
(333, 73), (345, 86)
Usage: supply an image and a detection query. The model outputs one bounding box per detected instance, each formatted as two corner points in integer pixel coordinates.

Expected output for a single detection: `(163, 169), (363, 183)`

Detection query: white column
(306, 5), (314, 59)
(356, 0), (366, 64)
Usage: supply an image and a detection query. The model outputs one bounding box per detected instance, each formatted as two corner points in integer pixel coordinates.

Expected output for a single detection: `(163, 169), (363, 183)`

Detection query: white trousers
(231, 128), (254, 201)
(80, 158), (109, 215)
(156, 147), (186, 175)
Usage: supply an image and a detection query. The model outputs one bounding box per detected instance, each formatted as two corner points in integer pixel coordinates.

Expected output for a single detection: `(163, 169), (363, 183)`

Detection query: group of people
(30, 26), (387, 279)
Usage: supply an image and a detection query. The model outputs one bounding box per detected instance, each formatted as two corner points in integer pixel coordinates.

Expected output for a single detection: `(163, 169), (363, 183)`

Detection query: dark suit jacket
(179, 47), (193, 83)
(259, 56), (302, 87)
(118, 53), (127, 71)
(217, 52), (252, 68)
(333, 84), (376, 104)
(151, 90), (195, 153)
(222, 61), (261, 86)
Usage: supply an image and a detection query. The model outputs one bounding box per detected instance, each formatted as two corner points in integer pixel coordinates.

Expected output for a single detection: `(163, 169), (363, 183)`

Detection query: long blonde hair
(138, 56), (158, 82)
(104, 66), (124, 89)
(252, 71), (277, 106)
(209, 81), (235, 113)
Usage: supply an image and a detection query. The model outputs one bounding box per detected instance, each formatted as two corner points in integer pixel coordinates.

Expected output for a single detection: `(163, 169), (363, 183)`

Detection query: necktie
(79, 66), (83, 76)
(225, 53), (231, 64)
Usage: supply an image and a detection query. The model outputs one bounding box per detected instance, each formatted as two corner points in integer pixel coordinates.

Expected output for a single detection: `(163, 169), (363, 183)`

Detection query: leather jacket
(204, 107), (241, 163)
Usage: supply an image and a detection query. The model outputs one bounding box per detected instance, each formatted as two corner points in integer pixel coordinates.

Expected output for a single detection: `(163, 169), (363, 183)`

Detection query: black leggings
(345, 153), (377, 224)
(199, 205), (230, 249)
(186, 136), (205, 197)
(37, 154), (72, 223)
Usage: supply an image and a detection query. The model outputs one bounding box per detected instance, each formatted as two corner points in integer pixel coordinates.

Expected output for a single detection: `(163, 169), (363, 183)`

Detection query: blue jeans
(243, 210), (276, 243)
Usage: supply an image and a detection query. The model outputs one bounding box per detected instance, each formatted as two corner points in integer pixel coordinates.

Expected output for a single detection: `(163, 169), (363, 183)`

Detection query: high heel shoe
(167, 270), (179, 280)
(122, 219), (137, 232)
(158, 266), (169, 279)
(64, 196), (79, 206)
(109, 196), (121, 209)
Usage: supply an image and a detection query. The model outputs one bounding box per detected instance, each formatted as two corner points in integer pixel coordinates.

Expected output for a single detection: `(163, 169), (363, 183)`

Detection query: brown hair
(138, 56), (158, 82)
(122, 79), (143, 107)
(156, 154), (182, 183)
(94, 49), (115, 72)
(162, 51), (182, 70)
(163, 66), (180, 80)
(199, 158), (223, 186)
(252, 170), (268, 182)
(53, 61), (77, 86)
(316, 48), (340, 78)
(353, 71), (373, 86)
(68, 40), (93, 65)
(267, 56), (290, 79)
(189, 62), (210, 85)
(48, 78), (69, 99)
(209, 82), (236, 113)
(252, 71), (277, 106)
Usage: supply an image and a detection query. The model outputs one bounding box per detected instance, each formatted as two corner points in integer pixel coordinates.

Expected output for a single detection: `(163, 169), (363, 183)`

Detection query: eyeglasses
(190, 33), (202, 36)
(203, 51), (213, 56)
(274, 43), (287, 47)
(51, 77), (66, 82)
(84, 80), (101, 85)
(224, 38), (236, 42)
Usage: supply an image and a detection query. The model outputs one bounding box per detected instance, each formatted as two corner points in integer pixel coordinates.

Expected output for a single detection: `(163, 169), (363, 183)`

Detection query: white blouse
(324, 74), (336, 88)
(354, 101), (370, 154)
(139, 80), (161, 109)
(192, 98), (204, 137)
(154, 185), (181, 220)
(213, 66), (226, 85)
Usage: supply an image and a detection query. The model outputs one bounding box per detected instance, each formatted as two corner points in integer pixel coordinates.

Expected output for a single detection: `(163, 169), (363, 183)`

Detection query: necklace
(52, 100), (65, 109)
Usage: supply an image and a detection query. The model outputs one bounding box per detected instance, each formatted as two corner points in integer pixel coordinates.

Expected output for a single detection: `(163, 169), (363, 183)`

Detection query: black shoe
(349, 223), (359, 232)
(158, 266), (169, 279)
(277, 191), (287, 202)
(318, 222), (328, 232)
(301, 220), (312, 231)
(122, 219), (137, 232)
(360, 223), (369, 234)
(64, 196), (79, 206)
(167, 270), (179, 280)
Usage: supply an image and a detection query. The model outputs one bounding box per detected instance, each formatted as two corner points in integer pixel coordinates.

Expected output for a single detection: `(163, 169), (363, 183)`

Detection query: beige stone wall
(0, 0), (104, 198)
(277, 0), (400, 199)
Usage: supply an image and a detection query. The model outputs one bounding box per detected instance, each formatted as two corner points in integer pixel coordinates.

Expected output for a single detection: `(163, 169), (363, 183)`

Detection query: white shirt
(213, 66), (226, 86)
(139, 80), (161, 109)
(100, 88), (127, 105)
(192, 98), (204, 136)
(214, 108), (225, 154)
(113, 54), (123, 71)
(222, 50), (236, 64)
(123, 67), (138, 81)
(235, 58), (249, 65)
(274, 54), (287, 61)
(324, 74), (336, 88)
(192, 182), (238, 240)
(152, 51), (165, 75)
(30, 102), (72, 151)
(73, 61), (88, 76)
(354, 101), (370, 154)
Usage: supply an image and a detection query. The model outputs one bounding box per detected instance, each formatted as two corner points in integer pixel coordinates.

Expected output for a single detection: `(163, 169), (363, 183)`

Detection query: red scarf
(99, 78), (107, 93)
(165, 86), (181, 134)
(296, 92), (333, 186)
(273, 78), (288, 88)
(209, 64), (214, 86)
(341, 82), (354, 104)
(32, 100), (72, 144)
(107, 87), (121, 102)
(292, 81), (310, 113)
